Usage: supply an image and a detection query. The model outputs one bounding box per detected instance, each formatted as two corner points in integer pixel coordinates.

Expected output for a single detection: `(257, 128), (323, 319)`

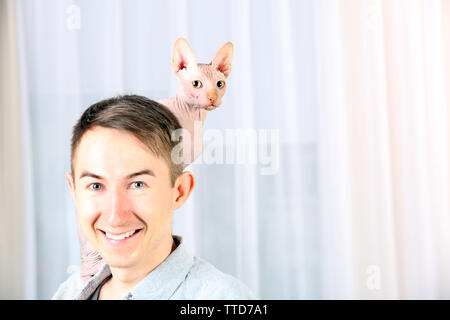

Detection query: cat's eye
(192, 80), (202, 88)
(217, 80), (225, 88)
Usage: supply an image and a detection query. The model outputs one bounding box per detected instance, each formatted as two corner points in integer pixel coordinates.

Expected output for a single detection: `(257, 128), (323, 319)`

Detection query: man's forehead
(77, 127), (156, 157)
(73, 127), (168, 177)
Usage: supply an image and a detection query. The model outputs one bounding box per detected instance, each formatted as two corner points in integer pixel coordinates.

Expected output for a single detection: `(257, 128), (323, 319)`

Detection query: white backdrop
(13, 0), (450, 299)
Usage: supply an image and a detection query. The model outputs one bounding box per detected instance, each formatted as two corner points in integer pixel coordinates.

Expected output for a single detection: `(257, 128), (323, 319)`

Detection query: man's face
(67, 127), (178, 269)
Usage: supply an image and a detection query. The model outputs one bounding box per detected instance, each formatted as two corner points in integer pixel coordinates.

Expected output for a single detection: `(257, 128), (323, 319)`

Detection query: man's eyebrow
(78, 170), (155, 180)
(79, 171), (103, 180)
(126, 169), (155, 179)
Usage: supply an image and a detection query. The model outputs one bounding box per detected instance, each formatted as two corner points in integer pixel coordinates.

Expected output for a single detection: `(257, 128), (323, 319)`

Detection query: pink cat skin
(159, 38), (234, 165)
(76, 39), (234, 282)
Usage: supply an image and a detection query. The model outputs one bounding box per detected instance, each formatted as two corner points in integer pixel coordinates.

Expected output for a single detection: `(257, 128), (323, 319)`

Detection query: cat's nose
(208, 96), (216, 104)
(207, 91), (218, 105)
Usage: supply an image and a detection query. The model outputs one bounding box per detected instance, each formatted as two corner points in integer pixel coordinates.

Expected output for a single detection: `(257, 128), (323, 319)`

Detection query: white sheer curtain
(0, 0), (23, 300)
(13, 0), (450, 299)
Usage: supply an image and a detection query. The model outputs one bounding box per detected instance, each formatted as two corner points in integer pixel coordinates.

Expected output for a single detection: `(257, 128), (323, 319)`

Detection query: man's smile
(96, 228), (144, 246)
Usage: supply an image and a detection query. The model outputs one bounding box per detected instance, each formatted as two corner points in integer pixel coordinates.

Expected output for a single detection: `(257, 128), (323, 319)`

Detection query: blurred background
(1, 0), (450, 299)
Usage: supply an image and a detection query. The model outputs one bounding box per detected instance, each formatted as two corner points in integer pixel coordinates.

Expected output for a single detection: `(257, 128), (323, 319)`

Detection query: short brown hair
(70, 94), (184, 186)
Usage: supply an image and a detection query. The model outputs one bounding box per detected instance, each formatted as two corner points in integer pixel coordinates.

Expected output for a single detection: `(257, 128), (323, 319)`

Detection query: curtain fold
(0, 0), (24, 299)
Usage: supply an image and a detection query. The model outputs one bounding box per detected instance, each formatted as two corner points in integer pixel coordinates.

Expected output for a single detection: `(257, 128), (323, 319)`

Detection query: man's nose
(105, 188), (132, 227)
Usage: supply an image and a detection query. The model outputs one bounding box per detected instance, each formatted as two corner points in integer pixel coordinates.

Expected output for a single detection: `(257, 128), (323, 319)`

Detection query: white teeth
(105, 230), (137, 240)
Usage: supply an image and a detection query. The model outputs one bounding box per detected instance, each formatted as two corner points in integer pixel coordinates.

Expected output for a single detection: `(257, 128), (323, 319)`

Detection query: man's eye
(89, 183), (102, 191)
(131, 181), (146, 189)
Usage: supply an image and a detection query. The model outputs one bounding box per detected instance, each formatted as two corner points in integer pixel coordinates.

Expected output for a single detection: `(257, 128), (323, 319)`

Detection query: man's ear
(66, 172), (76, 201)
(172, 171), (195, 211)
(211, 42), (234, 78)
(172, 38), (198, 74)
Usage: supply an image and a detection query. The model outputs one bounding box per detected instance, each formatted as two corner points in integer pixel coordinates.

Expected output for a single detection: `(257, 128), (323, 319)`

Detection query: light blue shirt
(52, 235), (256, 300)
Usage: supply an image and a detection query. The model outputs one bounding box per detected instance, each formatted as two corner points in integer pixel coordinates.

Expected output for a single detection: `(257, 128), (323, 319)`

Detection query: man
(52, 95), (255, 300)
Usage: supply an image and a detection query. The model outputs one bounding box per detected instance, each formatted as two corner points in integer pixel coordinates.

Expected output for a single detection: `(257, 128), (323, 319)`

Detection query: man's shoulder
(52, 267), (85, 300)
(174, 255), (256, 300)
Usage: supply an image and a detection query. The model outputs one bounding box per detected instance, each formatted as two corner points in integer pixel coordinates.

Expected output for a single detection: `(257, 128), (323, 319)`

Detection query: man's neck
(99, 235), (176, 300)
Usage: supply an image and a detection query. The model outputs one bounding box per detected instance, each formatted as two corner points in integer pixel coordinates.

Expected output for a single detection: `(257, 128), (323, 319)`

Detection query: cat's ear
(211, 42), (234, 78)
(172, 38), (198, 74)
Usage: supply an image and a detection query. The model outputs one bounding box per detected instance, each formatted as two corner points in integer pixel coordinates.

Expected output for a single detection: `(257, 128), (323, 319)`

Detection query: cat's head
(171, 38), (233, 110)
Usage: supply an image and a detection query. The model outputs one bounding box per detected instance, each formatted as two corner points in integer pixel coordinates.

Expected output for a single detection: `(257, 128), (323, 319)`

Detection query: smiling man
(52, 95), (254, 300)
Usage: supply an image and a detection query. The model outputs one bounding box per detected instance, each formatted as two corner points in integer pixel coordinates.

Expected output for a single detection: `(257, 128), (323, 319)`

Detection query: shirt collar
(77, 235), (194, 300)
(130, 235), (194, 299)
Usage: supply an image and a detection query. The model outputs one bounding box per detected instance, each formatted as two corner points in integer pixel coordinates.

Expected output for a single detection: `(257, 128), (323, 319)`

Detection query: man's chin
(102, 253), (138, 269)
(98, 244), (140, 267)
